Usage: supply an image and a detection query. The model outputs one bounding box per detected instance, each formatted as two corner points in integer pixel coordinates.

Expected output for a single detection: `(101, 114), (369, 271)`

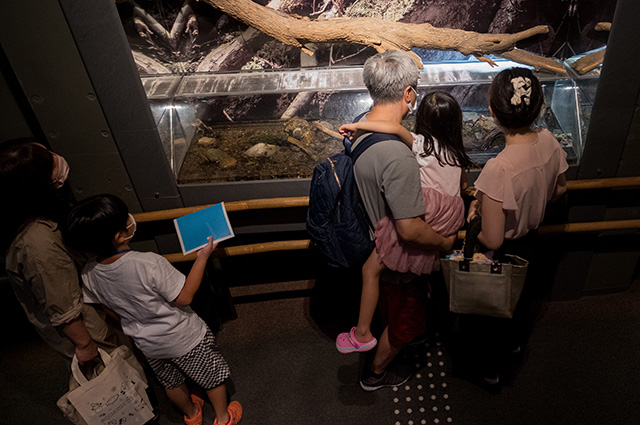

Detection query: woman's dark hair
(415, 91), (471, 168)
(489, 67), (544, 130)
(64, 194), (129, 258)
(0, 139), (68, 250)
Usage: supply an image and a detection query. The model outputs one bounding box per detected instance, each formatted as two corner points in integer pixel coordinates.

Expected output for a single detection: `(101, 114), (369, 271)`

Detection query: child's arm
(460, 170), (468, 192)
(100, 304), (121, 325)
(339, 121), (413, 148)
(173, 237), (217, 307)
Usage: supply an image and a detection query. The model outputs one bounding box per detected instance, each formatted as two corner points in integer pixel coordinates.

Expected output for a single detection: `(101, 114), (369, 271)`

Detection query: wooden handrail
(134, 176), (640, 224)
(565, 176), (640, 191)
(128, 176), (639, 263)
(164, 219), (640, 262)
(536, 219), (640, 235)
(455, 218), (640, 240)
(134, 196), (309, 223)
(164, 239), (312, 263)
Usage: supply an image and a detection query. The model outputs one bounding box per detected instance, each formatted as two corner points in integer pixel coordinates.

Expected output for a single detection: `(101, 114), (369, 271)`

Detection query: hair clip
(510, 77), (532, 106)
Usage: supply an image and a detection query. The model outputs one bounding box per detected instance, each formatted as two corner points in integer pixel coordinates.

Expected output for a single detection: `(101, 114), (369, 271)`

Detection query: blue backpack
(306, 131), (403, 268)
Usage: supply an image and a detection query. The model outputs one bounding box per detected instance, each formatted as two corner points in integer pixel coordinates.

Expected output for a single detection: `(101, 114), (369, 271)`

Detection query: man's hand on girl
(441, 233), (458, 251)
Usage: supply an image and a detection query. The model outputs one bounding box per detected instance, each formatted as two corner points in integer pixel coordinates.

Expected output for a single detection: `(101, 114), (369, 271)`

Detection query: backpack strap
(343, 111), (369, 154)
(349, 132), (404, 163)
(353, 111), (369, 122)
(343, 111), (404, 163)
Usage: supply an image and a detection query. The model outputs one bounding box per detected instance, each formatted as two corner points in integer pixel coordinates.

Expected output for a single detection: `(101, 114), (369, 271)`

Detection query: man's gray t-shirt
(352, 131), (425, 235)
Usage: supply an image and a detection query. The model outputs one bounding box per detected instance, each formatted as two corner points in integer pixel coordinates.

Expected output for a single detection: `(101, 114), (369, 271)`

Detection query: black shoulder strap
(353, 111), (368, 122)
(350, 133), (404, 163)
(342, 111), (369, 155)
(343, 111), (404, 163)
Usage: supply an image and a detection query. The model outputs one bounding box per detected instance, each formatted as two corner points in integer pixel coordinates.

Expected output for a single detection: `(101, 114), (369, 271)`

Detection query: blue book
(173, 202), (234, 255)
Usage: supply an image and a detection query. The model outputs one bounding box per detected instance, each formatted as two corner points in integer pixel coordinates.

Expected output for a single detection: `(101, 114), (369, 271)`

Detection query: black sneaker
(406, 332), (430, 347)
(359, 364), (412, 392)
(480, 375), (502, 395)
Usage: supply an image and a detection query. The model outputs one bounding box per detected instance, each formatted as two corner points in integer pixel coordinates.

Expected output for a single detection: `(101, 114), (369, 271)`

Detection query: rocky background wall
(118, 0), (616, 75)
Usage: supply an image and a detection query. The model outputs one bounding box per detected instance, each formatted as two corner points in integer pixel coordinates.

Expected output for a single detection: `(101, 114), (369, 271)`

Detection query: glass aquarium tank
(142, 57), (598, 185)
(562, 49), (604, 159)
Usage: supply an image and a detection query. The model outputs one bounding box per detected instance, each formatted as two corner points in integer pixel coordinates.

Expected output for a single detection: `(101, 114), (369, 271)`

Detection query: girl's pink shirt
(474, 128), (569, 240)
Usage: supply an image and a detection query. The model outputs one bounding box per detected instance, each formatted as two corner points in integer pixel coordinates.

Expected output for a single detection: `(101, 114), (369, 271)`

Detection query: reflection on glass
(145, 58), (599, 184)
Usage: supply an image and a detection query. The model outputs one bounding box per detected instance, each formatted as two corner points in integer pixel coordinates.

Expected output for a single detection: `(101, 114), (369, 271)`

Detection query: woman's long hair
(415, 91), (471, 168)
(0, 139), (70, 251)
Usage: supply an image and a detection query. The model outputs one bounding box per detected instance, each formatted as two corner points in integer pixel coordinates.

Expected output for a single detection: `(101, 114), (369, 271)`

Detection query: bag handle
(71, 347), (112, 385)
(458, 257), (503, 274)
(459, 216), (503, 274)
(463, 216), (482, 260)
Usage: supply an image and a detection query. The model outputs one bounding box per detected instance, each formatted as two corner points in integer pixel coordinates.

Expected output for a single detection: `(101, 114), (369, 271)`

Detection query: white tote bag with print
(57, 346), (154, 425)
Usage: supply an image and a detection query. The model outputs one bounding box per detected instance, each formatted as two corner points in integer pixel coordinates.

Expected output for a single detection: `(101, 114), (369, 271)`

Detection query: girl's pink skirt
(375, 187), (465, 275)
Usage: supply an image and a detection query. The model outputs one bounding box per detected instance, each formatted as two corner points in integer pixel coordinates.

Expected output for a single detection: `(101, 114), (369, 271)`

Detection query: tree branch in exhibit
(200, 0), (565, 74)
(570, 22), (611, 75)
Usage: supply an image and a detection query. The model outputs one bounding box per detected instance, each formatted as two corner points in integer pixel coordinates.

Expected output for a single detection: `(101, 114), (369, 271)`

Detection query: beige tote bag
(57, 346), (154, 425)
(441, 255), (528, 318)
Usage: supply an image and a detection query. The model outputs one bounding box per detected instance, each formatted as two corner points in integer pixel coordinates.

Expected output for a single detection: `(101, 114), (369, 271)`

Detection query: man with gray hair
(352, 50), (456, 391)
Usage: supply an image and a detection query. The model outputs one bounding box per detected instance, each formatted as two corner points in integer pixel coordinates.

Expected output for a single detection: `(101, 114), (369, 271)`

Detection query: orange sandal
(213, 401), (243, 425)
(184, 394), (204, 425)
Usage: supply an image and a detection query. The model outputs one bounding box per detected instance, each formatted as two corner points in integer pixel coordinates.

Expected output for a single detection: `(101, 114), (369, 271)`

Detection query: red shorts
(378, 277), (427, 348)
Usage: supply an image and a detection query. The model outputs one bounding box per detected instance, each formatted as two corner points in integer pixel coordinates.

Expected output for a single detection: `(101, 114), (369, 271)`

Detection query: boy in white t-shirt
(64, 194), (242, 425)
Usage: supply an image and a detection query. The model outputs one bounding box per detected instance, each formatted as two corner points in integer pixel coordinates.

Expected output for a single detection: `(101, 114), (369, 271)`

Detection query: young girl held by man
(64, 194), (242, 425)
(335, 91), (470, 354)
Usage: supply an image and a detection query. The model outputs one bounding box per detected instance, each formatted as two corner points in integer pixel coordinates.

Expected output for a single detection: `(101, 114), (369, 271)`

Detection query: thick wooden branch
(571, 49), (606, 74)
(312, 121), (342, 140)
(197, 0), (283, 72)
(595, 22), (612, 31)
(200, 0), (563, 73)
(133, 5), (171, 42)
(499, 49), (565, 74)
(570, 22), (611, 75)
(196, 27), (264, 72)
(131, 50), (171, 74)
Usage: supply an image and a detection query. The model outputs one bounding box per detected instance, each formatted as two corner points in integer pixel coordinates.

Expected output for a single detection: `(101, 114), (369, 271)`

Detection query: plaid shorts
(146, 328), (230, 390)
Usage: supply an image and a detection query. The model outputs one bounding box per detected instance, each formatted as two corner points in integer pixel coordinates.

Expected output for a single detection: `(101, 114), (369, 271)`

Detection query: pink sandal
(336, 327), (377, 354)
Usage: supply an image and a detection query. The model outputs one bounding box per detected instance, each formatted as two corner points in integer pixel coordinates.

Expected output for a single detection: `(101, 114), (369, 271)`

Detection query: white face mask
(124, 213), (136, 241)
(51, 153), (70, 189)
(407, 86), (418, 115)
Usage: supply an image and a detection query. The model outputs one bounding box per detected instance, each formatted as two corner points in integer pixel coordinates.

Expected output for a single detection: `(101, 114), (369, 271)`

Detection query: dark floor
(2, 262), (640, 425)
